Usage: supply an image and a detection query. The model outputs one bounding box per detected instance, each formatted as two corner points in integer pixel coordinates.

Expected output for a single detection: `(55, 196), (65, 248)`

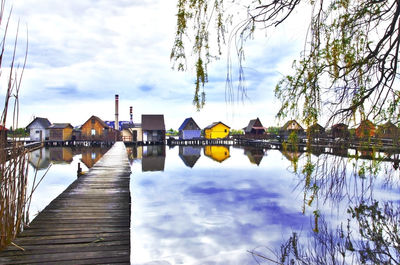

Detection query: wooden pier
(0, 142), (131, 264)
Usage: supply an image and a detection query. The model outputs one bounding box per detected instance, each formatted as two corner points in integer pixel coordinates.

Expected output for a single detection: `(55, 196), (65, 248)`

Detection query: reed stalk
(0, 0), (29, 251)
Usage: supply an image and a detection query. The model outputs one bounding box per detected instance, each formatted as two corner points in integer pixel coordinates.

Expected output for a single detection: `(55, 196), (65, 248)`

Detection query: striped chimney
(115, 94), (119, 130)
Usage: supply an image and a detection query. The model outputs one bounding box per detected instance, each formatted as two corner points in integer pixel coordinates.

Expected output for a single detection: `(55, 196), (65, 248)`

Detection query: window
(91, 118), (95, 125)
(224, 129), (227, 132)
(91, 129), (96, 136)
(36, 130), (40, 134)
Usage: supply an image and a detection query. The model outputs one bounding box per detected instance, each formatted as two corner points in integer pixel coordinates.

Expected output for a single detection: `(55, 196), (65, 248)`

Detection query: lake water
(28, 145), (400, 264)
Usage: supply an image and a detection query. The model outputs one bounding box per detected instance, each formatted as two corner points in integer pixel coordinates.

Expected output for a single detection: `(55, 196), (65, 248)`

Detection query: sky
(1, 0), (307, 130)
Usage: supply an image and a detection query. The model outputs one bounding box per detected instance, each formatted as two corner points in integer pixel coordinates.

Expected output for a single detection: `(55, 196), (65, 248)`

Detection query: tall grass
(0, 0), (29, 251)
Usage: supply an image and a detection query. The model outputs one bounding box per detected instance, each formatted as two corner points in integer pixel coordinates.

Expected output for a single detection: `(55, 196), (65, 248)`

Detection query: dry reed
(0, 0), (29, 251)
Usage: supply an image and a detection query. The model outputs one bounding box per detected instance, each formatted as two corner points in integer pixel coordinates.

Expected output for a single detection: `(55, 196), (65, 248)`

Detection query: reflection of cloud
(131, 148), (309, 264)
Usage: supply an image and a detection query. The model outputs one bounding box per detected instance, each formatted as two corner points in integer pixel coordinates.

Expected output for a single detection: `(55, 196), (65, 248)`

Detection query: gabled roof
(244, 118), (265, 133)
(178, 117), (201, 131)
(81, 115), (109, 129)
(331, 123), (348, 130)
(378, 121), (397, 129)
(204, 121), (230, 130)
(142, 115), (165, 130)
(26, 117), (51, 129)
(49, 123), (73, 129)
(281, 120), (303, 130)
(179, 146), (201, 168)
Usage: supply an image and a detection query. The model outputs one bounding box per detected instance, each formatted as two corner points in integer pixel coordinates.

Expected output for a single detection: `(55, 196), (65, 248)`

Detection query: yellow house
(48, 123), (73, 141)
(204, 145), (230, 163)
(204, 122), (230, 139)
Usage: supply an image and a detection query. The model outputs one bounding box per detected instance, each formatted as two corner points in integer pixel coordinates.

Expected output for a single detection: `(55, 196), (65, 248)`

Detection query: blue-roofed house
(178, 117), (201, 139)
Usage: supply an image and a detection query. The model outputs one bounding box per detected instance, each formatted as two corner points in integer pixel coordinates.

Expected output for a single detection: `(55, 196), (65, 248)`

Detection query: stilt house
(307, 123), (325, 138)
(279, 120), (304, 139)
(26, 117), (51, 142)
(204, 122), (230, 139)
(142, 115), (165, 143)
(331, 123), (350, 139)
(178, 117), (201, 140)
(48, 123), (73, 141)
(244, 118), (266, 136)
(355, 120), (375, 139)
(376, 121), (399, 139)
(81, 115), (115, 141)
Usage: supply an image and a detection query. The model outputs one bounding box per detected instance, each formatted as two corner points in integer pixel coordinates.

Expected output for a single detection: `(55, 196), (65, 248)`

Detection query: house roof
(244, 118), (265, 133)
(178, 117), (201, 131)
(331, 123), (348, 130)
(204, 121), (230, 130)
(142, 115), (165, 130)
(26, 117), (51, 129)
(49, 123), (73, 129)
(0, 125), (8, 131)
(281, 120), (303, 130)
(378, 121), (397, 129)
(82, 116), (109, 129)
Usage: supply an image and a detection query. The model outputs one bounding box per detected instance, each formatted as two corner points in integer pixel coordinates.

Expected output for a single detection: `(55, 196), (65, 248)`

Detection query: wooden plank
(0, 142), (131, 264)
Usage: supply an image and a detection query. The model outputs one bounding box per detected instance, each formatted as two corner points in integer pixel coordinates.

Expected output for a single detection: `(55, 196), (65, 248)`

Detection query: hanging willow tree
(171, 0), (400, 127)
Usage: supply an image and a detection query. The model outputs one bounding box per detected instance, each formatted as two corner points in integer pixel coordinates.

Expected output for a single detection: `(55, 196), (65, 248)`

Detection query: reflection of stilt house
(49, 147), (73, 164)
(355, 120), (375, 139)
(142, 145), (166, 171)
(80, 147), (109, 168)
(204, 145), (230, 163)
(142, 115), (165, 143)
(244, 118), (266, 136)
(331, 123), (350, 139)
(179, 146), (201, 168)
(279, 120), (304, 139)
(376, 121), (399, 140)
(178, 117), (201, 140)
(244, 147), (264, 166)
(29, 148), (51, 170)
(281, 150), (302, 162)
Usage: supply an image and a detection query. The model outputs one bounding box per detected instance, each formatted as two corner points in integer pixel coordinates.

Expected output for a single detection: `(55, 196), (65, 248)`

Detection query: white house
(26, 117), (51, 142)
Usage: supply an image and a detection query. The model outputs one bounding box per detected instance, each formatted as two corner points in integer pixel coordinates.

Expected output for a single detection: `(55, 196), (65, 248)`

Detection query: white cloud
(0, 0), (306, 129)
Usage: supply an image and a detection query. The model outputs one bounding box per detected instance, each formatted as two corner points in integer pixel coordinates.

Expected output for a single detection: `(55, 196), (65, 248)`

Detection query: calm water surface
(27, 146), (110, 221)
(127, 145), (400, 264)
(27, 145), (400, 264)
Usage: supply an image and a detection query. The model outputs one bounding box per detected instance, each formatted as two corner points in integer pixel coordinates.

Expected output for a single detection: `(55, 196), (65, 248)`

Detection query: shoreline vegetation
(0, 0), (30, 251)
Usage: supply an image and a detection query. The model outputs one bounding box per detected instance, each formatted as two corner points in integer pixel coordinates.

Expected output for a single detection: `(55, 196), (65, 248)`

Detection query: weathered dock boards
(0, 142), (131, 264)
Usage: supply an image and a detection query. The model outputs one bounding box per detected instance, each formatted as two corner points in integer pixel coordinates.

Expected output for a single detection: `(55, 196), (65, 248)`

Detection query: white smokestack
(115, 94), (119, 130)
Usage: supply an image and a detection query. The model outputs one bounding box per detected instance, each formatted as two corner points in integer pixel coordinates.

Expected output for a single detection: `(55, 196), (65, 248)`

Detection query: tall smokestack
(130, 106), (133, 123)
(115, 94), (119, 130)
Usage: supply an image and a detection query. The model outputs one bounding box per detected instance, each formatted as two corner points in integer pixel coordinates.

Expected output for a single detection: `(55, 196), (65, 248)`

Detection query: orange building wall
(81, 119), (106, 137)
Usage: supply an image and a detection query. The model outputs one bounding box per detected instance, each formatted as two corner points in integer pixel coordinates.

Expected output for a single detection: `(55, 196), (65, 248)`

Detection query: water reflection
(142, 145), (166, 172)
(26, 146), (110, 221)
(80, 147), (109, 168)
(126, 145), (400, 264)
(204, 145), (230, 163)
(243, 146), (264, 166)
(179, 146), (201, 168)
